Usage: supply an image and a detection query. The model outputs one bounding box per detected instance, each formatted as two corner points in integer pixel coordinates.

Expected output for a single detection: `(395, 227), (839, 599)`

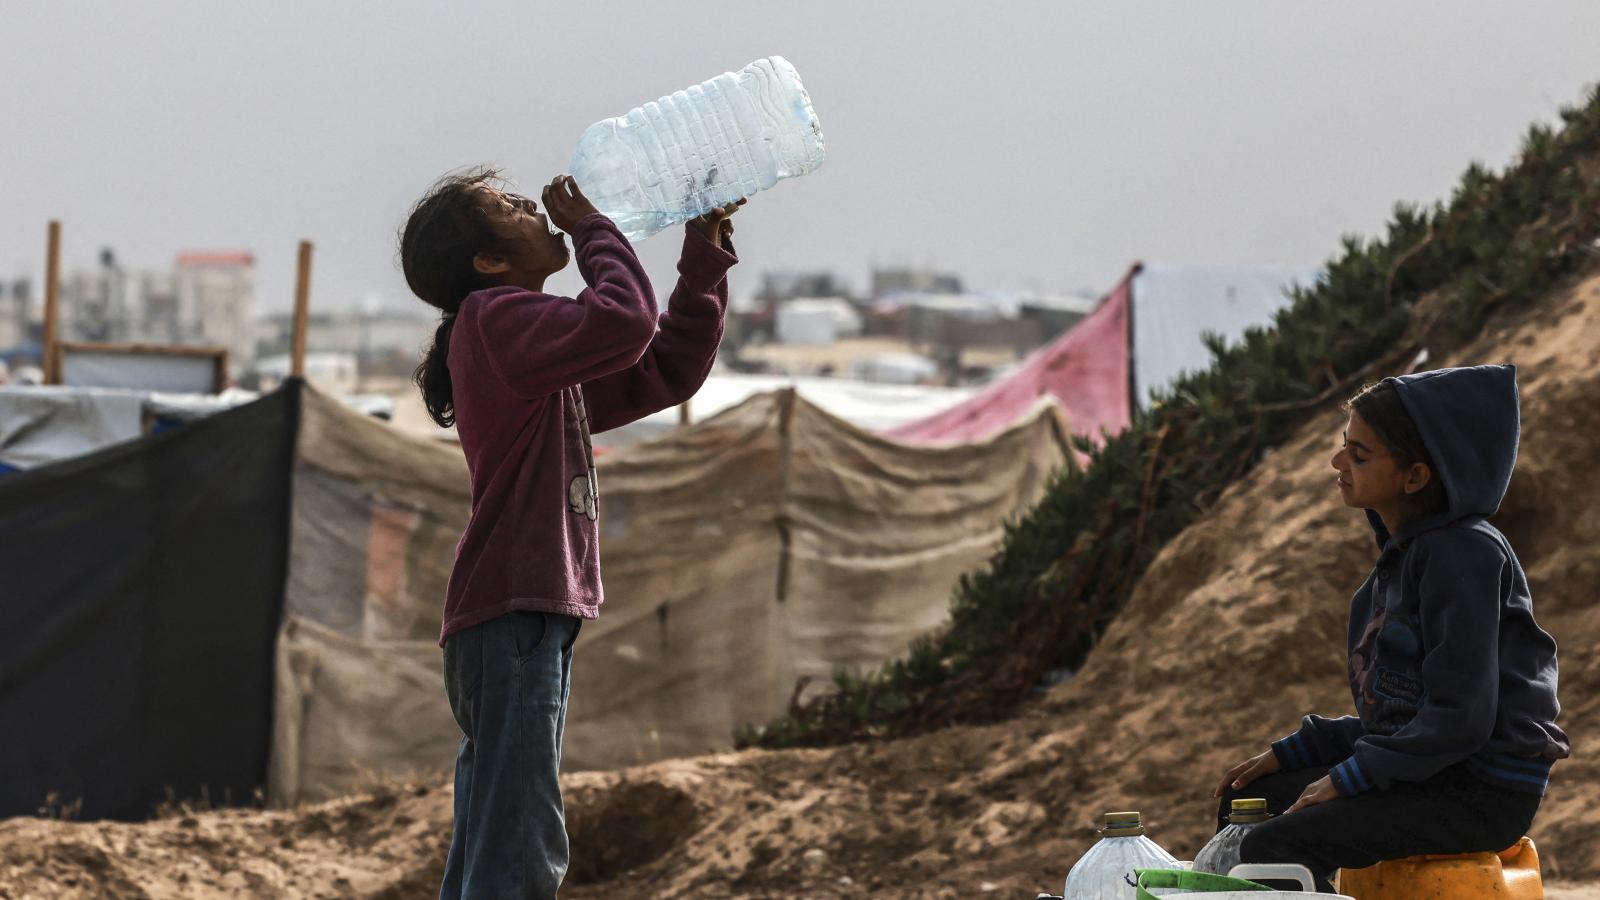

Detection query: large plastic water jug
(568, 56), (826, 242)
(1063, 811), (1181, 899)
(1192, 798), (1269, 875)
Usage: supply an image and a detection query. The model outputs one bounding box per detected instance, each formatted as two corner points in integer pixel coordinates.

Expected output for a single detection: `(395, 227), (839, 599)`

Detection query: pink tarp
(885, 266), (1136, 449)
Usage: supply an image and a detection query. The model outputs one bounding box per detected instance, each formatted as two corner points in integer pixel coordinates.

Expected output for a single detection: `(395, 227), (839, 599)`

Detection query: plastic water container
(1336, 835), (1543, 898)
(1135, 865), (1354, 898)
(1063, 811), (1181, 899)
(1192, 798), (1269, 875)
(568, 56), (826, 243)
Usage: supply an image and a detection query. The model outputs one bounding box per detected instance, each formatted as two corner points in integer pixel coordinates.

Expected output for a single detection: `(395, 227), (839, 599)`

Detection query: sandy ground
(2, 269), (1597, 897)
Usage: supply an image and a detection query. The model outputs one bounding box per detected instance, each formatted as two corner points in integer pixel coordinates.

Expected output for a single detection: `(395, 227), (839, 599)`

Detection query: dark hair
(400, 167), (511, 428)
(1344, 380), (1450, 521)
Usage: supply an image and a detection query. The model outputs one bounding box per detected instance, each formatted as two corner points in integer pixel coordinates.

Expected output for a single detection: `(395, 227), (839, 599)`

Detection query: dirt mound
(2, 268), (1598, 898)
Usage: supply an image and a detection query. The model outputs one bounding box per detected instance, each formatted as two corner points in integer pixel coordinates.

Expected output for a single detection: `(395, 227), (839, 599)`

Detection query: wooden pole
(42, 221), (62, 384)
(291, 240), (312, 379)
(678, 398), (691, 427)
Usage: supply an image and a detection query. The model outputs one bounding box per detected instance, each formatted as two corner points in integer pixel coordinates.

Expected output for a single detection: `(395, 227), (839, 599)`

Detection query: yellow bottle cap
(1229, 798), (1270, 823)
(1102, 811), (1145, 836)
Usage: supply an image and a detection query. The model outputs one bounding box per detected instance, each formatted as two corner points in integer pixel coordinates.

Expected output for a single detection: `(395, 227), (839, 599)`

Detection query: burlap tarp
(269, 385), (1072, 801)
(566, 389), (1072, 769)
(268, 616), (460, 806)
(269, 387), (469, 805)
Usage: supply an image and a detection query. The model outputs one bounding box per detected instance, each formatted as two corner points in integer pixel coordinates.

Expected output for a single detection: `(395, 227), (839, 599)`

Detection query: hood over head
(1361, 364), (1520, 547)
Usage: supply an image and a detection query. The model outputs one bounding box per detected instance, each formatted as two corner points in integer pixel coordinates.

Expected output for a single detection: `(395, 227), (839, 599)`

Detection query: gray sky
(4, 1), (1599, 315)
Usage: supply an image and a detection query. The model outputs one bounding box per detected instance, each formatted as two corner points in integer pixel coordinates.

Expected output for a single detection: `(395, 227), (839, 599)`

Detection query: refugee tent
(886, 263), (1316, 447)
(0, 375), (1071, 815)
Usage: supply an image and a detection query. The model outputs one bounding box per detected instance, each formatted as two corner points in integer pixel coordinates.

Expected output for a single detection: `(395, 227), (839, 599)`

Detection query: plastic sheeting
(0, 387), (298, 820)
(61, 350), (220, 395)
(886, 269), (1135, 449)
(0, 386), (261, 472)
(1130, 263), (1315, 406)
(0, 386), (146, 471)
(885, 263), (1319, 447)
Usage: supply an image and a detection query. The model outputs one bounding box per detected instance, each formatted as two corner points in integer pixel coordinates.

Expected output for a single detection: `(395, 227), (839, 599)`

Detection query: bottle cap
(1101, 811), (1145, 837)
(1229, 797), (1270, 823)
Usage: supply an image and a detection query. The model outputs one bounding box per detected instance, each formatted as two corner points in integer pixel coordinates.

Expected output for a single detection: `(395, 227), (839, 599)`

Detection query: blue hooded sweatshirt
(1271, 364), (1570, 797)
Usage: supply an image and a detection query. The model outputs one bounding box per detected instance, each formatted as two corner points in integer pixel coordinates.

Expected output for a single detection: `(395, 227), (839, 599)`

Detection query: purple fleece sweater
(438, 213), (736, 646)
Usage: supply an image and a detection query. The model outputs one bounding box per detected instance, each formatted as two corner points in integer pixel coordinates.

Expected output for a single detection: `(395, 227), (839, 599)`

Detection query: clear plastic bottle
(1062, 811), (1181, 900)
(568, 56), (827, 242)
(1192, 797), (1270, 876)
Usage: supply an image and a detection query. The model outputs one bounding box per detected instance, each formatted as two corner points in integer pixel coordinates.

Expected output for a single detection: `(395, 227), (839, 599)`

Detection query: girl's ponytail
(415, 312), (460, 428)
(399, 167), (508, 428)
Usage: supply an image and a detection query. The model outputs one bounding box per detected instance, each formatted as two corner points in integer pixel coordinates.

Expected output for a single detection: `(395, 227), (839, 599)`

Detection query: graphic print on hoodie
(1272, 365), (1569, 797)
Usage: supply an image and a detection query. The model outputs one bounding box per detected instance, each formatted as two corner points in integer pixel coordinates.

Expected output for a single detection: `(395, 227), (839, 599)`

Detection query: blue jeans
(440, 611), (582, 900)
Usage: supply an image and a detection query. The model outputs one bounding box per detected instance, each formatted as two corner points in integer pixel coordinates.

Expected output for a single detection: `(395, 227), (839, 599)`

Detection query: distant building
(1018, 293), (1099, 342)
(56, 249), (256, 376)
(774, 298), (862, 346)
(255, 307), (436, 380)
(0, 279), (31, 351)
(870, 267), (963, 300)
(174, 251), (256, 374)
(755, 270), (852, 305)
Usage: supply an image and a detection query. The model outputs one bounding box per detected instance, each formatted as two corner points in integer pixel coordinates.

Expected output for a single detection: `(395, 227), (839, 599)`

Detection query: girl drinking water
(401, 168), (742, 899)
(1214, 364), (1568, 892)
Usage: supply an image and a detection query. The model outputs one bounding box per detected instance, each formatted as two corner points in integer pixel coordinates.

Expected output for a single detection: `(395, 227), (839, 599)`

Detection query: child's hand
(689, 198), (746, 248)
(542, 175), (601, 234)
(1284, 775), (1338, 814)
(1214, 748), (1282, 798)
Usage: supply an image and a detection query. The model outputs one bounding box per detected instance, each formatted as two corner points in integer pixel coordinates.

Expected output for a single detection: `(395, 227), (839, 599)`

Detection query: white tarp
(61, 350), (221, 395)
(0, 385), (389, 472)
(597, 373), (976, 449)
(0, 387), (146, 470)
(1130, 263), (1318, 407)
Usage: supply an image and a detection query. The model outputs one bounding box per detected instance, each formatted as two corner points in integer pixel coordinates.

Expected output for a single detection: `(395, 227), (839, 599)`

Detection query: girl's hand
(1285, 775), (1338, 814)
(689, 198), (746, 248)
(542, 175), (600, 234)
(1214, 749), (1282, 798)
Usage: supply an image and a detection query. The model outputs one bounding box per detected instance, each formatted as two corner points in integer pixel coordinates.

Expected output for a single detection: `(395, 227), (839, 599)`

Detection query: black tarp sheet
(0, 384), (298, 820)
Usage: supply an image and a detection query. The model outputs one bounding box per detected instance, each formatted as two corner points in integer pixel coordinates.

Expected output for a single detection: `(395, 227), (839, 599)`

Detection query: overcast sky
(4, 2), (1599, 316)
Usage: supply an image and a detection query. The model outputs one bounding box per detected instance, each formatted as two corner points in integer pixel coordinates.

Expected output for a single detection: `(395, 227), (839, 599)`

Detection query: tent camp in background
(886, 262), (1318, 449)
(0, 375), (1071, 817)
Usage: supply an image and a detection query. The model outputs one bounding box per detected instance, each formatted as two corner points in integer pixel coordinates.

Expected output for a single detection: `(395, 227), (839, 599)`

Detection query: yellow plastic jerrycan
(1338, 836), (1542, 899)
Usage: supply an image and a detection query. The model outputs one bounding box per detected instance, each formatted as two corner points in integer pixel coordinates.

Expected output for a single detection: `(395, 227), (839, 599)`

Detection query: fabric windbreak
(0, 385), (298, 820)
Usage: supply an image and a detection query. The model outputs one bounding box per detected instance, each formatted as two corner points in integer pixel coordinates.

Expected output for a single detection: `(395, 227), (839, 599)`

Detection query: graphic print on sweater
(567, 387), (599, 521)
